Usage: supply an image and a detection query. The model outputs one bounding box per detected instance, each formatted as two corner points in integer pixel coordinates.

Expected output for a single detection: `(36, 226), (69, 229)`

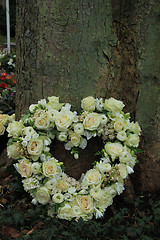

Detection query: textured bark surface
(14, 0), (160, 190)
(16, 0), (115, 117)
(112, 0), (160, 192)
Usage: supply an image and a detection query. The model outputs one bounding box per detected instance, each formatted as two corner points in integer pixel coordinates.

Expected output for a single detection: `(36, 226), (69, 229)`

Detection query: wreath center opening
(50, 137), (103, 180)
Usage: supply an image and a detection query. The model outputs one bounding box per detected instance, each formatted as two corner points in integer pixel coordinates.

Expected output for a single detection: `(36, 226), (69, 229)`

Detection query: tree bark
(15, 0), (160, 190)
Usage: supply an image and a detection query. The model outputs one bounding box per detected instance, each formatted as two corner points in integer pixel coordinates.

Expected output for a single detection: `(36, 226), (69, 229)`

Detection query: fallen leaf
(0, 226), (20, 238)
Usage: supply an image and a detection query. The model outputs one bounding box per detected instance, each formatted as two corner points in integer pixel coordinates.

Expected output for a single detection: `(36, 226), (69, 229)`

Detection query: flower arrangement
(0, 113), (15, 136)
(7, 96), (141, 221)
(0, 50), (16, 74)
(0, 72), (16, 114)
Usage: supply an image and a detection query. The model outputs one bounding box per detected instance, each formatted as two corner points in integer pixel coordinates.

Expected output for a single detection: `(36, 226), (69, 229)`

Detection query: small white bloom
(52, 193), (64, 203)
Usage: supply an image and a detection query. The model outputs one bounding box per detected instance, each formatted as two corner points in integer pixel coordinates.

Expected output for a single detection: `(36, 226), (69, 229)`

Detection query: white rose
(14, 159), (32, 178)
(70, 132), (81, 147)
(7, 121), (24, 137)
(45, 179), (56, 190)
(29, 104), (38, 113)
(27, 138), (43, 156)
(96, 162), (111, 173)
(36, 186), (50, 205)
(79, 138), (87, 149)
(0, 114), (9, 126)
(34, 115), (50, 130)
(129, 122), (141, 135)
(83, 113), (100, 131)
(119, 150), (131, 163)
(105, 142), (123, 160)
(97, 190), (113, 210)
(52, 193), (64, 203)
(117, 131), (127, 141)
(103, 97), (124, 113)
(0, 123), (5, 135)
(125, 133), (140, 147)
(117, 163), (128, 179)
(74, 123), (84, 135)
(56, 179), (69, 192)
(48, 96), (59, 103)
(31, 162), (41, 174)
(43, 158), (58, 177)
(55, 110), (74, 131)
(76, 195), (93, 213)
(58, 203), (74, 220)
(90, 187), (103, 201)
(7, 142), (20, 159)
(81, 96), (96, 111)
(82, 169), (101, 186)
(114, 117), (128, 132)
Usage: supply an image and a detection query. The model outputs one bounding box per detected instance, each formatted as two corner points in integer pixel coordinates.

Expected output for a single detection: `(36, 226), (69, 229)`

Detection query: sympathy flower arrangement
(0, 113), (15, 136)
(0, 50), (16, 74)
(6, 96), (141, 221)
(0, 72), (16, 114)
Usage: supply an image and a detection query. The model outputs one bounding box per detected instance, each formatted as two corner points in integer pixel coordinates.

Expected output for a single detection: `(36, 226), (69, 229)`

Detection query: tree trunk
(16, 0), (116, 116)
(15, 0), (160, 190)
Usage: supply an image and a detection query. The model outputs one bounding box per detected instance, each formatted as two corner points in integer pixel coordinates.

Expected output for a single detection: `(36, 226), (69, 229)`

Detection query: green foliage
(0, 169), (160, 240)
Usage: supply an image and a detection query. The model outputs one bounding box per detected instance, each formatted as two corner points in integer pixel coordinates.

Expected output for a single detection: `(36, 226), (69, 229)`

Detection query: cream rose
(83, 113), (100, 131)
(27, 138), (43, 156)
(36, 187), (50, 205)
(117, 131), (127, 141)
(0, 114), (9, 126)
(114, 117), (128, 132)
(14, 159), (32, 178)
(29, 104), (38, 113)
(90, 187), (103, 201)
(130, 122), (141, 135)
(117, 164), (128, 179)
(47, 96), (64, 110)
(34, 115), (50, 130)
(76, 195), (93, 213)
(43, 158), (57, 177)
(7, 121), (24, 137)
(7, 142), (20, 159)
(57, 203), (74, 220)
(55, 110), (74, 131)
(105, 142), (123, 160)
(0, 123), (5, 135)
(97, 192), (113, 210)
(81, 96), (96, 111)
(125, 133), (140, 147)
(56, 179), (69, 192)
(82, 169), (101, 186)
(70, 132), (81, 147)
(103, 97), (124, 113)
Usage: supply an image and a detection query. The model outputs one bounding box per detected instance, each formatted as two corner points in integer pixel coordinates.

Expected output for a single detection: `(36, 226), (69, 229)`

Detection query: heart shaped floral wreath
(7, 96), (141, 221)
